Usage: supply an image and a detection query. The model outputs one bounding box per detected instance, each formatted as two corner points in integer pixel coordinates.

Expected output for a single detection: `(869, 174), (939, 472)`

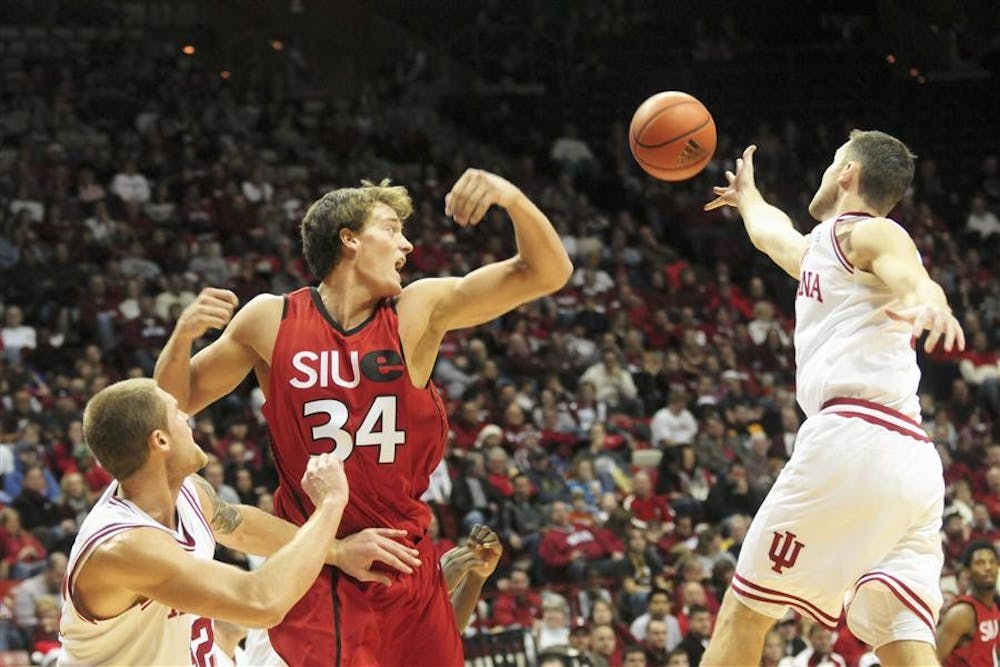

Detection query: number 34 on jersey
(302, 395), (405, 463)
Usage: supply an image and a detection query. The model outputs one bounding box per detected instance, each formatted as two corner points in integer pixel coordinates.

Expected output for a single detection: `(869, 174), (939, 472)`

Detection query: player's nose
(400, 235), (413, 254)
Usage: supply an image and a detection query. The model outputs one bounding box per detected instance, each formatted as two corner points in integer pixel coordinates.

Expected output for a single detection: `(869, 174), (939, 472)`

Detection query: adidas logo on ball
(679, 139), (705, 163)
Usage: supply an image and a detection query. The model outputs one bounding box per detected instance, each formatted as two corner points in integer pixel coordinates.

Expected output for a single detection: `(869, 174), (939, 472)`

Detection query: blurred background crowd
(0, 1), (998, 665)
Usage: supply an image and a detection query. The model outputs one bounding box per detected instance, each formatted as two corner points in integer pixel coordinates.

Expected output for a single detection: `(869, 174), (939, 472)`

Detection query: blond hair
(300, 179), (413, 278)
(83, 378), (168, 479)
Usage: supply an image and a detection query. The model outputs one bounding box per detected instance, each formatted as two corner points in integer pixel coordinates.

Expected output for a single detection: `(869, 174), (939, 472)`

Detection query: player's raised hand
(444, 169), (521, 226)
(439, 545), (481, 592)
(705, 144), (759, 211)
(332, 528), (422, 587)
(174, 287), (239, 340)
(302, 453), (349, 509)
(886, 305), (966, 353)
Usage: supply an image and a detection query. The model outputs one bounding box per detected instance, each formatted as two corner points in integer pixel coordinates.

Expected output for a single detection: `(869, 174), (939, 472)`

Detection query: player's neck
(832, 191), (879, 219)
(974, 589), (997, 607)
(118, 469), (183, 530)
(317, 273), (381, 330)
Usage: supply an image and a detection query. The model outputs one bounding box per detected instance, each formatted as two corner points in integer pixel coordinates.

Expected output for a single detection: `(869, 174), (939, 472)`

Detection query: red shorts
(268, 536), (464, 666)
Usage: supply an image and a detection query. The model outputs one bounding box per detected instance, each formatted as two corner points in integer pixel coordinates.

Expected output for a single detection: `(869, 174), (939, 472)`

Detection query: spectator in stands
(500, 473), (545, 558)
(630, 588), (682, 646)
(644, 617), (674, 666)
(618, 528), (669, 620)
(109, 158), (150, 203)
(0, 507), (46, 580)
(958, 331), (1000, 417)
(966, 195), (1000, 239)
(580, 347), (640, 415)
(12, 552), (65, 644)
(623, 644), (649, 666)
(666, 648), (690, 666)
(703, 461), (762, 523)
(1, 306), (36, 364)
(526, 448), (571, 505)
(491, 568), (542, 629)
(760, 629), (795, 667)
(451, 453), (503, 532)
(535, 594), (571, 651)
(650, 392), (698, 447)
(776, 615), (807, 658)
(792, 625), (845, 667)
(676, 604), (711, 666)
(539, 501), (624, 582)
(202, 460), (240, 505)
(624, 471), (673, 524)
(591, 624), (622, 667)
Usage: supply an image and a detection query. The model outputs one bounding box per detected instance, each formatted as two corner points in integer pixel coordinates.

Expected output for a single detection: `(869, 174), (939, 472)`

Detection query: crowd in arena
(0, 10), (999, 667)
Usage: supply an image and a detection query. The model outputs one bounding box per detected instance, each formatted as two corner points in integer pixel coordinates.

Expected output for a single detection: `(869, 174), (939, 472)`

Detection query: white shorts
(731, 400), (944, 649)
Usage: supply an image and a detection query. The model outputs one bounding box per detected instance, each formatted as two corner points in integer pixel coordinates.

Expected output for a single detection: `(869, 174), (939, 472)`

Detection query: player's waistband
(819, 397), (930, 443)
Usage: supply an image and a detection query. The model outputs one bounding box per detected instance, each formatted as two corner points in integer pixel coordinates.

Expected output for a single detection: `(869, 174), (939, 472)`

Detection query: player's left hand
(886, 305), (966, 353)
(467, 523), (502, 579)
(444, 169), (522, 226)
(332, 528), (423, 587)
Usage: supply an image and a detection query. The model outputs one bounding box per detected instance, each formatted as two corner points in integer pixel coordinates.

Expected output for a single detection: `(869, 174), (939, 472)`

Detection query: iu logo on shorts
(768, 531), (805, 574)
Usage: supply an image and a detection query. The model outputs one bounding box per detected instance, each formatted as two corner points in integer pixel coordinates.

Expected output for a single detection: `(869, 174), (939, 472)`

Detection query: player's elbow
(529, 255), (574, 294)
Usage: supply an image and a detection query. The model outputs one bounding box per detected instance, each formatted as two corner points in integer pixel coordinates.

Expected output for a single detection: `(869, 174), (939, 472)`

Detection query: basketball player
(154, 169), (572, 664)
(699, 134), (965, 666)
(936, 540), (1000, 665)
(58, 378), (350, 665)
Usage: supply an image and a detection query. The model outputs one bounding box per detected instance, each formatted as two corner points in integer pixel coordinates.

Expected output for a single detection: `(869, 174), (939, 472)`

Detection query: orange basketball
(629, 91), (717, 181)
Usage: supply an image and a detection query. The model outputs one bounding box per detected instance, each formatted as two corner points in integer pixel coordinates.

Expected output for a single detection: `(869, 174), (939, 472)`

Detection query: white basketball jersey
(58, 477), (217, 666)
(794, 212), (921, 420)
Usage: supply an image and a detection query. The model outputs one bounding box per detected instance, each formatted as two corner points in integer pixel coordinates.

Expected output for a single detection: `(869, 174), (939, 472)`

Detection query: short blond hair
(301, 179), (413, 278)
(83, 378), (168, 479)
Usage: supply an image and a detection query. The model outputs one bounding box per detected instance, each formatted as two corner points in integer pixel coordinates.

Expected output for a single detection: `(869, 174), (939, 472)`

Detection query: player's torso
(264, 287), (448, 539)
(793, 213), (920, 418)
(59, 480), (216, 666)
(944, 596), (1000, 667)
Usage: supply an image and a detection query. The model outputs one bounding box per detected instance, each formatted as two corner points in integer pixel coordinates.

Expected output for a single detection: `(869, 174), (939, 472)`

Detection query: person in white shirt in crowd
(965, 194), (1000, 239)
(650, 391), (698, 447)
(1, 306), (36, 364)
(109, 158), (151, 203)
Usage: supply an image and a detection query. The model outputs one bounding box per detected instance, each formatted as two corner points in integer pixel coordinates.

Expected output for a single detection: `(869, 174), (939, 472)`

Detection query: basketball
(629, 91), (717, 181)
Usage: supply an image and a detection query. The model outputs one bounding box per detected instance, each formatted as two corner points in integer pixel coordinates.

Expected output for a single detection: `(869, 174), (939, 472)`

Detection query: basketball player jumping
(936, 541), (1000, 665)
(154, 169), (572, 664)
(59, 378), (350, 665)
(700, 134), (964, 666)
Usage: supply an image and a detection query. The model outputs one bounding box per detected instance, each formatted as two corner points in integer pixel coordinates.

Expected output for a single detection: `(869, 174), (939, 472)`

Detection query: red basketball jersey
(263, 287), (449, 542)
(943, 595), (1000, 667)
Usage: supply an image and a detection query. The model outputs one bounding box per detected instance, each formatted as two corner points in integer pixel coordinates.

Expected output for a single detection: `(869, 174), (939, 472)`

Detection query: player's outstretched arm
(189, 475), (421, 586)
(705, 145), (807, 279)
(77, 454), (347, 628)
(849, 218), (965, 353)
(935, 601), (974, 660)
(400, 169), (573, 334)
(440, 524), (502, 631)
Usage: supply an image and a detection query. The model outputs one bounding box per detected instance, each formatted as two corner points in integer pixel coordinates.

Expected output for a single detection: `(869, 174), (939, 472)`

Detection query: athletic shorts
(266, 534), (464, 666)
(731, 399), (944, 648)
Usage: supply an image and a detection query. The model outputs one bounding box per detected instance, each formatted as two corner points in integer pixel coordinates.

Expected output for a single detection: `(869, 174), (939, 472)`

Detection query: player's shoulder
(87, 525), (177, 571)
(941, 596), (978, 624)
(229, 292), (284, 332)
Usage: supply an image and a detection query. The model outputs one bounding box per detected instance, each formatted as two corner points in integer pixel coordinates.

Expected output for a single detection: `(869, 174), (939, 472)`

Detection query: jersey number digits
(303, 395), (406, 463)
(190, 616), (215, 667)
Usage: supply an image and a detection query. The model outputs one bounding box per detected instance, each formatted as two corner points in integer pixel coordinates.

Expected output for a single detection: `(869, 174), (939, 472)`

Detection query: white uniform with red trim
(58, 477), (217, 666)
(731, 213), (945, 649)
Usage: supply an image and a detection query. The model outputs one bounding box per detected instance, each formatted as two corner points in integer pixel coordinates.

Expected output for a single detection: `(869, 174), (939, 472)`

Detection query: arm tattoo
(191, 474), (244, 535)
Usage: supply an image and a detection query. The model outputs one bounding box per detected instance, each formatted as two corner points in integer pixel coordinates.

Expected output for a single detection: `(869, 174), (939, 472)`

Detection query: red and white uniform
(732, 214), (944, 649)
(58, 478), (217, 666)
(262, 287), (462, 666)
(942, 595), (1000, 667)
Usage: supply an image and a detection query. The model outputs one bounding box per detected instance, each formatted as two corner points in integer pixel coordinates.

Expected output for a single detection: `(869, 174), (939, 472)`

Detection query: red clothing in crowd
(538, 523), (624, 567)
(622, 492), (674, 523)
(491, 590), (543, 628)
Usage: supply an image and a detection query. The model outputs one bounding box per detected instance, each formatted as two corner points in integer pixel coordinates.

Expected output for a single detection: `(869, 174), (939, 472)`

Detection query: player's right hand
(887, 305), (966, 353)
(174, 287), (239, 340)
(302, 453), (349, 509)
(705, 144), (759, 211)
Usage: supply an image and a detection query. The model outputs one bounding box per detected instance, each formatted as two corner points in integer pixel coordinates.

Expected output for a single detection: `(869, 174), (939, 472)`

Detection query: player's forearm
(895, 276), (950, 311)
(737, 190), (796, 254)
(450, 572), (487, 631)
(226, 504), (343, 566)
(506, 192), (574, 293)
(246, 499), (344, 626)
(153, 334), (195, 410)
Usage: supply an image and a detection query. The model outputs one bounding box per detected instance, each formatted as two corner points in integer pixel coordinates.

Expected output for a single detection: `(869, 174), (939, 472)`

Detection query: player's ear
(148, 428), (170, 453)
(837, 161), (858, 188)
(340, 226), (360, 251)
